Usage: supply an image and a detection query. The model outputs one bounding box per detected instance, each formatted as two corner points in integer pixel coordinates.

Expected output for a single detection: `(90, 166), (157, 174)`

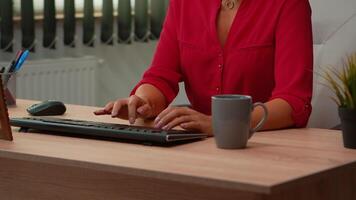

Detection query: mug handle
(249, 102), (268, 138)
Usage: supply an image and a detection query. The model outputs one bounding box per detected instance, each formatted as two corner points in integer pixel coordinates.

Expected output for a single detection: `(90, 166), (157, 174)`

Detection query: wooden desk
(0, 99), (356, 200)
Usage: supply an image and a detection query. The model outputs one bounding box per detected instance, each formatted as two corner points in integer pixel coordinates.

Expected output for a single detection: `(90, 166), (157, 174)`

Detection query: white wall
(0, 21), (188, 107)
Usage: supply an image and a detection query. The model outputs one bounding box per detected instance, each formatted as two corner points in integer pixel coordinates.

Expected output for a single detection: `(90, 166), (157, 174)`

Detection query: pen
(5, 49), (23, 74)
(14, 49), (24, 62)
(4, 49), (29, 85)
(3, 61), (15, 86)
(13, 50), (29, 72)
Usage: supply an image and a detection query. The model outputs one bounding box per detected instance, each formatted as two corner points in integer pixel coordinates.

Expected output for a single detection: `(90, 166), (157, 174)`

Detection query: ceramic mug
(212, 95), (268, 149)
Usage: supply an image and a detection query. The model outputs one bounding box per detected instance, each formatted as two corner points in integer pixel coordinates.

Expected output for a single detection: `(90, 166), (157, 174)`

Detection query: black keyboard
(10, 117), (208, 145)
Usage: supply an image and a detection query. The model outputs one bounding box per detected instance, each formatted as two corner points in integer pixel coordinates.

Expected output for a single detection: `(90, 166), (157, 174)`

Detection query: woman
(95, 0), (313, 136)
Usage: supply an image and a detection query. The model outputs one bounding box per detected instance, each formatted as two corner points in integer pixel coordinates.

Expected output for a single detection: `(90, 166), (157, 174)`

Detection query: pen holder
(0, 72), (16, 106)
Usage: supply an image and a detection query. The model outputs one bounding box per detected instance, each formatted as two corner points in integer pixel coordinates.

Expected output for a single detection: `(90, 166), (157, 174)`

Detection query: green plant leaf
(348, 55), (356, 106)
(324, 71), (345, 106)
(330, 96), (341, 107)
(321, 53), (356, 108)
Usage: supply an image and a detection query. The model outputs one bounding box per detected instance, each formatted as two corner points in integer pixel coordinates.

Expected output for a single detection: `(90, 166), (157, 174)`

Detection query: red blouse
(132, 0), (313, 127)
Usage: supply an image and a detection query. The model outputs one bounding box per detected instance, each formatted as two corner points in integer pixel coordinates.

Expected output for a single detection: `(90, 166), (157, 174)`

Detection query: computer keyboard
(10, 117), (208, 145)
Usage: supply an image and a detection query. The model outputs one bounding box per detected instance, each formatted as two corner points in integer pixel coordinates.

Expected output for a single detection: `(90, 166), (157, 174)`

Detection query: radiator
(15, 57), (100, 106)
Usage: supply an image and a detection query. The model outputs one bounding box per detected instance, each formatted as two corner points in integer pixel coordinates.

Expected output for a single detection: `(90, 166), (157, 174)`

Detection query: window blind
(21, 0), (35, 51)
(64, 0), (76, 47)
(101, 0), (114, 44)
(83, 0), (95, 46)
(0, 0), (14, 52)
(134, 0), (149, 41)
(1, 0), (168, 52)
(150, 0), (165, 39)
(43, 0), (57, 49)
(118, 0), (132, 43)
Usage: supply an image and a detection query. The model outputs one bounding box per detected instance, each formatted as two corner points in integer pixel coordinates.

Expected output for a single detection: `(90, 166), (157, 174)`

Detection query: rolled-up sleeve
(270, 0), (313, 127)
(131, 0), (182, 104)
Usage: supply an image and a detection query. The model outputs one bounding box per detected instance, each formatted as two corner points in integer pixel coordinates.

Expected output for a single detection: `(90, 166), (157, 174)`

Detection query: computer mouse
(27, 100), (66, 116)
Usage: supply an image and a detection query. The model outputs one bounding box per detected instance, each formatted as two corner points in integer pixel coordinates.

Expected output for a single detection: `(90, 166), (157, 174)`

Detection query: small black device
(27, 101), (66, 116)
(10, 117), (208, 145)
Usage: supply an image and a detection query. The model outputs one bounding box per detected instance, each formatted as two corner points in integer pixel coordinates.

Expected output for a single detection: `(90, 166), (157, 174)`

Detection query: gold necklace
(222, 0), (238, 10)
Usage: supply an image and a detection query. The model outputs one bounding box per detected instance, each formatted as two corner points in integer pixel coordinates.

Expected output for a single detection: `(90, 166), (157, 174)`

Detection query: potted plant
(323, 54), (356, 149)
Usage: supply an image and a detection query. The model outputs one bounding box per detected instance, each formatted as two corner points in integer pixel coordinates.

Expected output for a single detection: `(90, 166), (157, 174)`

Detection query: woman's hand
(154, 106), (213, 136)
(94, 95), (154, 124)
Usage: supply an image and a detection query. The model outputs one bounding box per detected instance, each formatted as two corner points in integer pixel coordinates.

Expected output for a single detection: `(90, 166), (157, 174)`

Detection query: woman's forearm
(252, 98), (294, 130)
(134, 84), (167, 117)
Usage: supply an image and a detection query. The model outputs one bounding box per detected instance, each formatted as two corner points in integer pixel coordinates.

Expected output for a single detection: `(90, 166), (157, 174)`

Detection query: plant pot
(338, 107), (356, 149)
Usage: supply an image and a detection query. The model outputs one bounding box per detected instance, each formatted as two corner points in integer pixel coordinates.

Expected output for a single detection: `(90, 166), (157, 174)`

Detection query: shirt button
(304, 104), (310, 110)
(216, 87), (220, 91)
(218, 64), (223, 68)
(218, 53), (223, 57)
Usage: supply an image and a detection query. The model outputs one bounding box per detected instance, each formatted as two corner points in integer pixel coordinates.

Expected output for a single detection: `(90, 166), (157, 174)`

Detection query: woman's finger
(155, 107), (191, 128)
(154, 106), (174, 124)
(104, 101), (115, 112)
(94, 101), (114, 115)
(93, 110), (107, 115)
(111, 99), (125, 117)
(137, 104), (152, 118)
(127, 95), (144, 124)
(162, 115), (193, 130)
(180, 121), (201, 131)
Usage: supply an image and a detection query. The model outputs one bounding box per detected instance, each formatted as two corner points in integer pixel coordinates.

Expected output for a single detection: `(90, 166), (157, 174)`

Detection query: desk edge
(0, 150), (271, 194)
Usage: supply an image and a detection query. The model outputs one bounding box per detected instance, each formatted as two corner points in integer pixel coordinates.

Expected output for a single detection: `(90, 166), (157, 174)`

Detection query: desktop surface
(1, 99), (356, 199)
